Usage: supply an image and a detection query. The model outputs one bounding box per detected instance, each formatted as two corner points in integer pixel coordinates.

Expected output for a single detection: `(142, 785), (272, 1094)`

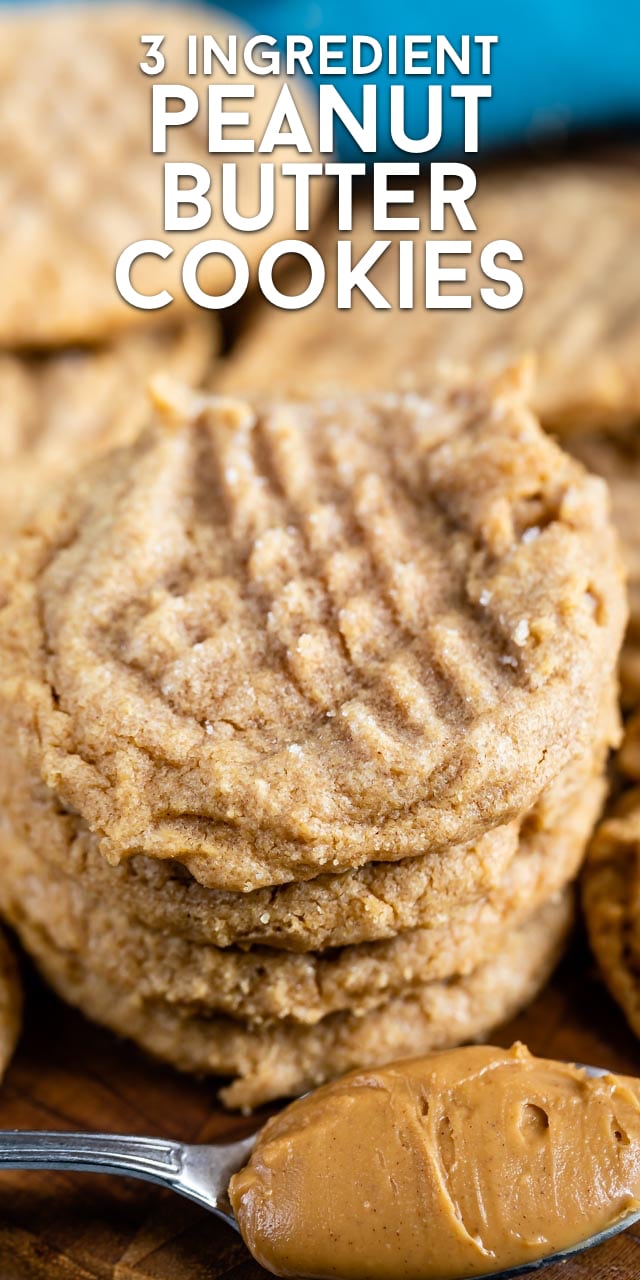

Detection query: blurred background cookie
(220, 161), (640, 435)
(561, 427), (640, 713)
(583, 709), (640, 1035)
(0, 3), (322, 346)
(0, 317), (217, 534)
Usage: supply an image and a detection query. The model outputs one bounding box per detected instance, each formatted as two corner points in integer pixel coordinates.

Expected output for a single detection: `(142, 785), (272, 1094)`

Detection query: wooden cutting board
(0, 935), (638, 1280)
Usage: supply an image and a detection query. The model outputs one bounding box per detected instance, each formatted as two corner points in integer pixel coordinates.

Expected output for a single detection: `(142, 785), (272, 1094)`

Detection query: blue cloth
(7, 0), (637, 157)
(230, 1), (640, 158)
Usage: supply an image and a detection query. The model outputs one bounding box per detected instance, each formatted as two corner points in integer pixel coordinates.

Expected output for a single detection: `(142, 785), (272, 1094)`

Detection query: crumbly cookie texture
(0, 4), (322, 346)
(0, 376), (626, 890)
(0, 932), (22, 1083)
(0, 751), (603, 1029)
(10, 892), (573, 1109)
(0, 318), (217, 535)
(219, 163), (640, 434)
(0, 715), (614, 953)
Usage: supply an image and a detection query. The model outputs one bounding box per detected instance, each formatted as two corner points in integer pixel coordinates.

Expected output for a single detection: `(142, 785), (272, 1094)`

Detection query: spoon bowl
(0, 1063), (637, 1278)
(481, 1207), (640, 1278)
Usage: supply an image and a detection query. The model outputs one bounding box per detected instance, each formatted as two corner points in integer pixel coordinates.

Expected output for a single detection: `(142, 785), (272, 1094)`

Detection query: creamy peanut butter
(229, 1043), (640, 1279)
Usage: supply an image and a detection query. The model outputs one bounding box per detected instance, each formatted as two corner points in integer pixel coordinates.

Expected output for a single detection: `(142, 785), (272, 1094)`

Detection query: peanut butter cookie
(219, 163), (640, 434)
(582, 710), (640, 1039)
(9, 892), (573, 1109)
(0, 4), (321, 345)
(561, 426), (640, 712)
(0, 378), (625, 890)
(0, 318), (217, 534)
(0, 716), (614, 952)
(582, 790), (640, 1037)
(0, 761), (601, 1028)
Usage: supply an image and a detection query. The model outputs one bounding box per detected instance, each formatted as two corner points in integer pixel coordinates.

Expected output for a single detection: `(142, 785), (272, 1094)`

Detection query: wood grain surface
(0, 933), (638, 1280)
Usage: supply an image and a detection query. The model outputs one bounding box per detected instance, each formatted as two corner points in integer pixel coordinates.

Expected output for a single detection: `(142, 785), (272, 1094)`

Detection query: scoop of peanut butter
(229, 1043), (640, 1279)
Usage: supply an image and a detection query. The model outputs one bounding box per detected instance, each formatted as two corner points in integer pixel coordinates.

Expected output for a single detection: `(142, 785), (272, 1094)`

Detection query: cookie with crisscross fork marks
(0, 4), (320, 346)
(0, 372), (626, 890)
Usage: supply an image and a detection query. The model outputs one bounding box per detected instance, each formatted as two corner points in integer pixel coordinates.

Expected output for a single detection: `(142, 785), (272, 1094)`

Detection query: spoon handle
(0, 1129), (254, 1224)
(0, 1129), (184, 1186)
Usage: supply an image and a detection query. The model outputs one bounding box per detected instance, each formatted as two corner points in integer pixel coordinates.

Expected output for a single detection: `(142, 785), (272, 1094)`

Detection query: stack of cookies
(0, 371), (626, 1108)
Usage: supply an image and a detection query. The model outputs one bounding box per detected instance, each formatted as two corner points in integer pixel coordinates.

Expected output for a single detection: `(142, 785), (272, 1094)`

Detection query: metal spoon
(0, 1064), (638, 1279)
